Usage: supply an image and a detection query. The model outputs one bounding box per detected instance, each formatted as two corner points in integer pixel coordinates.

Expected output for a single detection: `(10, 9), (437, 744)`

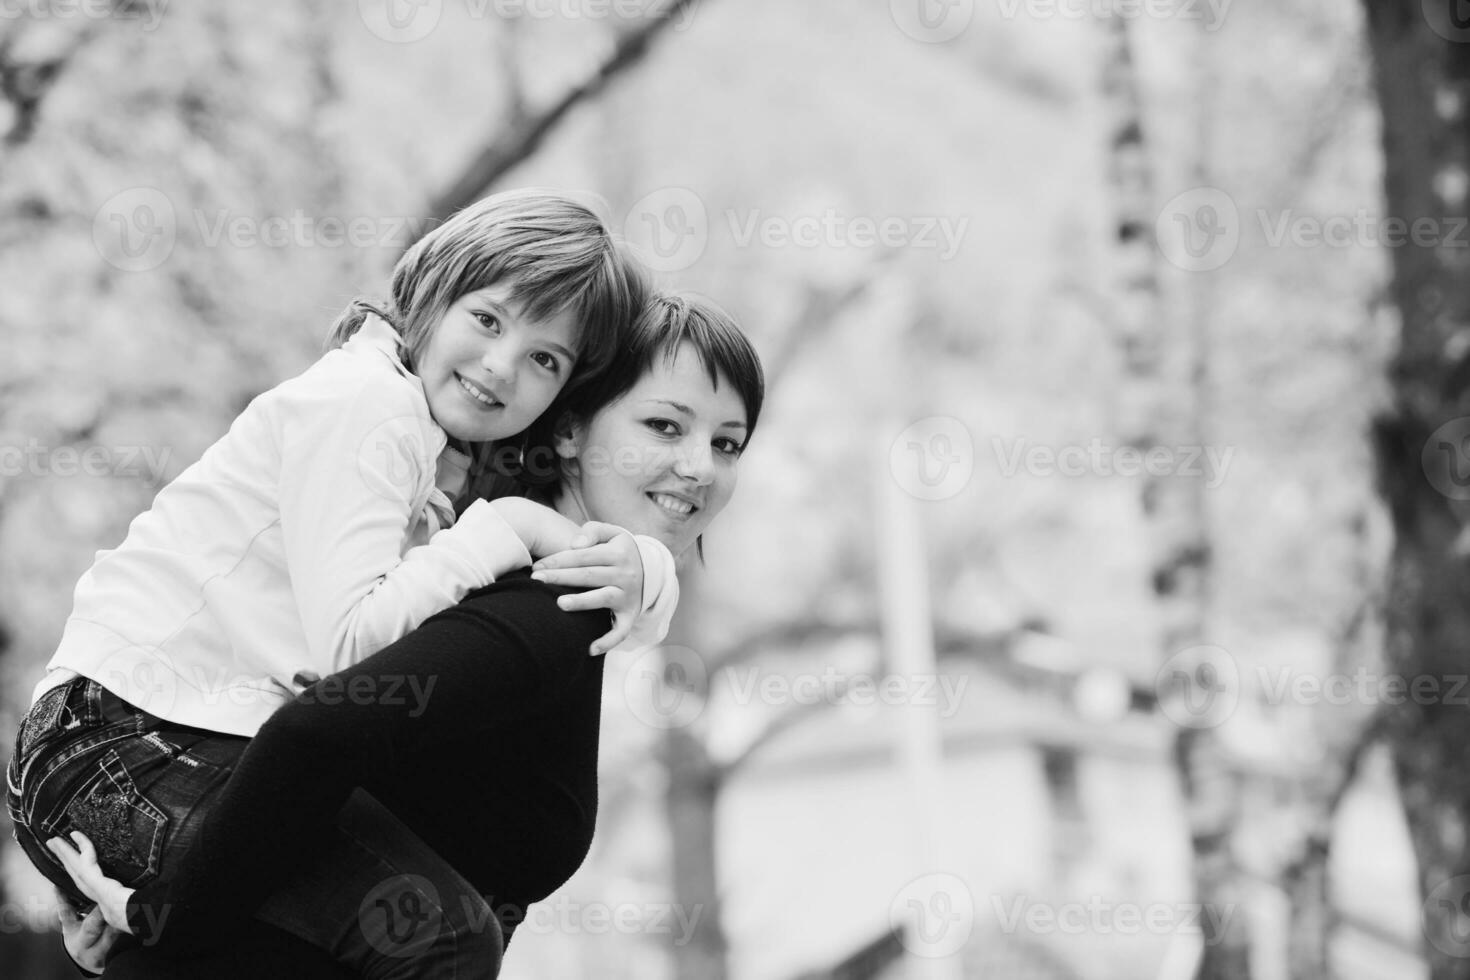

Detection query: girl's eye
(531, 351), (560, 373)
(473, 311), (500, 333)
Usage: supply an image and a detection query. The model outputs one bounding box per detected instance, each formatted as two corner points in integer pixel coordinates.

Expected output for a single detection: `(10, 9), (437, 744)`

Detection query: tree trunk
(1099, 9), (1249, 978)
(1362, 3), (1470, 978)
(661, 568), (730, 980)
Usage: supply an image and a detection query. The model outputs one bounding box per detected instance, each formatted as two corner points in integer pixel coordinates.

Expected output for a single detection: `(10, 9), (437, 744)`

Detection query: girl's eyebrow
(641, 399), (747, 431)
(468, 293), (576, 361)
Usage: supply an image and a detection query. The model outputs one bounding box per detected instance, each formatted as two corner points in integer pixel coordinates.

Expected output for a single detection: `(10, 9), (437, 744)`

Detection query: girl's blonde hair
(327, 188), (647, 388)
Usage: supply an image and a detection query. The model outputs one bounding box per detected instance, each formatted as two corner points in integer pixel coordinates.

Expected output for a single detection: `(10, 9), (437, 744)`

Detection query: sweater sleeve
(610, 535), (680, 654)
(275, 378), (532, 675)
(126, 575), (604, 957)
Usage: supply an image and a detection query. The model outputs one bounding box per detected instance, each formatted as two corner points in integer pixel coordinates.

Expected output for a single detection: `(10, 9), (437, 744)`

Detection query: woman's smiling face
(415, 285), (581, 444)
(558, 343), (749, 558)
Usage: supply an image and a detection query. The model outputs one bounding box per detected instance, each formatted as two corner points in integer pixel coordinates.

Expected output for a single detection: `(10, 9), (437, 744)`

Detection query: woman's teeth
(458, 376), (498, 407)
(650, 493), (694, 517)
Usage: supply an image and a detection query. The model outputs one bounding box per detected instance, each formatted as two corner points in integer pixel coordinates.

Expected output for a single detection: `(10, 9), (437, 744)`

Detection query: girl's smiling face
(557, 343), (749, 558)
(415, 285), (581, 443)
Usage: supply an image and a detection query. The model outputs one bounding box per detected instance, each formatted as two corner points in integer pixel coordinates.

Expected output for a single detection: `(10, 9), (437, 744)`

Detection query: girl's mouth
(456, 374), (502, 409)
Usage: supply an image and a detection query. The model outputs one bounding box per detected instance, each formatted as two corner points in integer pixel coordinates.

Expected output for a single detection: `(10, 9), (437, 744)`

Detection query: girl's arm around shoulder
(274, 370), (533, 674)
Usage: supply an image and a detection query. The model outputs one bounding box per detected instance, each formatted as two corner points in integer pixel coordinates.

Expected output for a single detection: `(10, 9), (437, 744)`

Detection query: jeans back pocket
(47, 746), (169, 888)
(16, 683), (73, 761)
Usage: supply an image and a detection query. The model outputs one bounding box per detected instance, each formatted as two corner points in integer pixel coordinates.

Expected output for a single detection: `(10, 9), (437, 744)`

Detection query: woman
(46, 291), (764, 977)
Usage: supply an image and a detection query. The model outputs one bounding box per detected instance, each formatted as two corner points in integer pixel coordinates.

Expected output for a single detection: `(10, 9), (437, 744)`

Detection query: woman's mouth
(648, 492), (697, 518)
(456, 374), (501, 410)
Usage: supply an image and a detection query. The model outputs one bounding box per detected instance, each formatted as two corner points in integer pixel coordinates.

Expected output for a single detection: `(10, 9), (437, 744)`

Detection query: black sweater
(127, 571), (608, 957)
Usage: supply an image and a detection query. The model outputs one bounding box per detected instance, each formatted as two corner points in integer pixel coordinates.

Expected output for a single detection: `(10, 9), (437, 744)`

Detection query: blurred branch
(711, 620), (1020, 782)
(1267, 53), (1371, 210)
(762, 250), (900, 392)
(496, 16), (528, 127)
(716, 676), (860, 782)
(419, 0), (702, 233)
(0, 21), (99, 148)
(708, 616), (880, 675)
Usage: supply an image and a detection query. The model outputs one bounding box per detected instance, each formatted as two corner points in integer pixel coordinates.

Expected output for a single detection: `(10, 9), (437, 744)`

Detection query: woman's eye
(645, 418), (678, 435)
(715, 438), (744, 456)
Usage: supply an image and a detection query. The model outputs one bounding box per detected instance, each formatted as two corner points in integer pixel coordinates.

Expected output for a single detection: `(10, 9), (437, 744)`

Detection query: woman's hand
(47, 832), (135, 935)
(531, 521), (646, 656)
(57, 890), (123, 975)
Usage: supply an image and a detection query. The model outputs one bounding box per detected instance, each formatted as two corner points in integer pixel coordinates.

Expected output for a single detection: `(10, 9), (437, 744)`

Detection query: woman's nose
(672, 441), (715, 485)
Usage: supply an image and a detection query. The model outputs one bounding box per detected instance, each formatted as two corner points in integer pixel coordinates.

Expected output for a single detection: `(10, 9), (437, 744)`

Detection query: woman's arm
(123, 573), (605, 958)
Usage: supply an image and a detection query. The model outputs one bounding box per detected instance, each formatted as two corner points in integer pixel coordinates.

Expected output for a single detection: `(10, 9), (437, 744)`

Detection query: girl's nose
(480, 343), (515, 385)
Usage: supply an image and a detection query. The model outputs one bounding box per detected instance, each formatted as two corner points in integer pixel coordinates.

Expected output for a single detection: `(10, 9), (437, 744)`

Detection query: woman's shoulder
(454, 572), (609, 653)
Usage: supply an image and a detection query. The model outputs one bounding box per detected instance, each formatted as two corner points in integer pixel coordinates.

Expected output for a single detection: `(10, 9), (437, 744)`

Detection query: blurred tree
(1362, 2), (1470, 978)
(1098, 8), (1252, 979)
(419, 0), (701, 233)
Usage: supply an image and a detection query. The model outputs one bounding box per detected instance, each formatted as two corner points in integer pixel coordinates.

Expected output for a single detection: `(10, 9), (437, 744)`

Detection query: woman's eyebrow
(642, 399), (746, 430)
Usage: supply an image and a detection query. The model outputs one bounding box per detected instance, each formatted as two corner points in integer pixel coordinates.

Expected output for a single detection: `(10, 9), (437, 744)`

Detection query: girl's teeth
(458, 376), (496, 406)
(651, 493), (693, 516)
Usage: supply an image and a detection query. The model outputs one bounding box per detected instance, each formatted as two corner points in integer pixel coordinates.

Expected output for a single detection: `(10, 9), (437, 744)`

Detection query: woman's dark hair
(466, 292), (765, 534)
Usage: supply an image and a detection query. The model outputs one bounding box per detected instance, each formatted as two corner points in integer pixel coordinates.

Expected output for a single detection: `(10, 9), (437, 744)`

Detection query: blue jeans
(7, 677), (501, 978)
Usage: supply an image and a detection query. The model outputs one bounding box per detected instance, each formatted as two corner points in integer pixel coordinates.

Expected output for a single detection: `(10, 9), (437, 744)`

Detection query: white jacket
(36, 315), (677, 735)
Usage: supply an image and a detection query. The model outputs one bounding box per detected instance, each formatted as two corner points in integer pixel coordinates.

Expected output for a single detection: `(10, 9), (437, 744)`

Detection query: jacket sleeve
(274, 377), (533, 674)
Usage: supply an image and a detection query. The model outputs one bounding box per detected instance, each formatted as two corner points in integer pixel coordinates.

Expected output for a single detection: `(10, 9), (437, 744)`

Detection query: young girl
(6, 189), (677, 971)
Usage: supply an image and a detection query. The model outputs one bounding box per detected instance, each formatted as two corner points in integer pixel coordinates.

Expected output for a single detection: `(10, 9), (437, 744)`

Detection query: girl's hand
(531, 522), (645, 656)
(47, 833), (135, 935)
(57, 890), (122, 975)
(488, 497), (581, 560)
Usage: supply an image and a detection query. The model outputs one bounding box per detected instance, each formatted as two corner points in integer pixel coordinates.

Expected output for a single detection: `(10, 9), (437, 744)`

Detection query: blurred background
(6, 0), (1470, 978)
